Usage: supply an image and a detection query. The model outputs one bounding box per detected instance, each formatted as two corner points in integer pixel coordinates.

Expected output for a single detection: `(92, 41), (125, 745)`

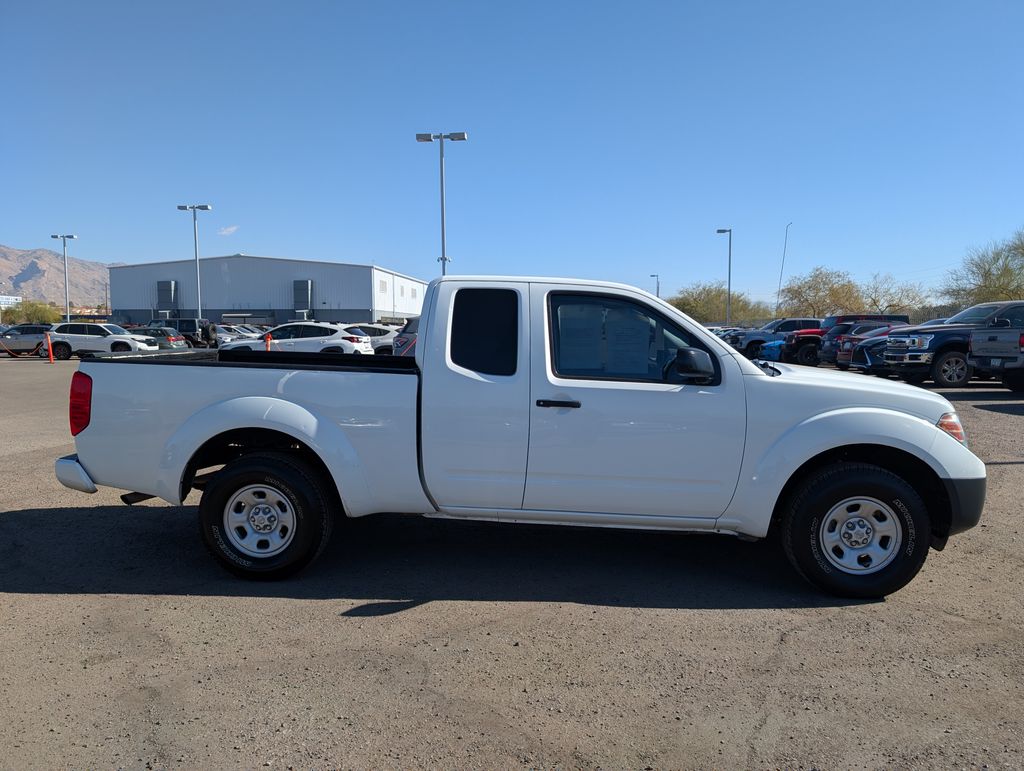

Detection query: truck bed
(81, 348), (420, 373)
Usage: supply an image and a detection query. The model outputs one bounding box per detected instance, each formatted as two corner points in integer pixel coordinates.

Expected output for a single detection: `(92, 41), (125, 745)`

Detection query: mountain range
(0, 244), (118, 308)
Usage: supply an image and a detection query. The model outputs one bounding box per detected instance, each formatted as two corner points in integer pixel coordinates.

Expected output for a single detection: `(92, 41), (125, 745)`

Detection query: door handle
(536, 399), (581, 409)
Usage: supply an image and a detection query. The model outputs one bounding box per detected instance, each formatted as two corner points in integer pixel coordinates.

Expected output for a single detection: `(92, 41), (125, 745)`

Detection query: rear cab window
(450, 288), (518, 376)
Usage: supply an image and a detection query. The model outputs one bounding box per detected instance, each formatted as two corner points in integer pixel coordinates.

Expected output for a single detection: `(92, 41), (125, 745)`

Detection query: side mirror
(670, 347), (716, 383)
(990, 317), (1011, 328)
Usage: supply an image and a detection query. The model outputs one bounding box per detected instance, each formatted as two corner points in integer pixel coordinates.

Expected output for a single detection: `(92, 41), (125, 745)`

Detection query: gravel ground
(1, 356), (1022, 769)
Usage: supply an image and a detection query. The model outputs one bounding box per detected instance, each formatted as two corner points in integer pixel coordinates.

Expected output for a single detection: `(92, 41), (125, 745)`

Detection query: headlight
(908, 334), (934, 349)
(937, 412), (966, 445)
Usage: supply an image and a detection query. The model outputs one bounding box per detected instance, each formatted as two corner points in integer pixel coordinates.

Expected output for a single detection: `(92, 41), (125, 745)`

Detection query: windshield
(824, 323), (853, 338)
(945, 305), (996, 324)
(103, 324), (129, 335)
(759, 320), (783, 332)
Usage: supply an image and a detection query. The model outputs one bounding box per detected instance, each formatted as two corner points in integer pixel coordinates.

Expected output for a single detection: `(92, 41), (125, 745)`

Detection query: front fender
(718, 407), (986, 538)
(155, 396), (371, 513)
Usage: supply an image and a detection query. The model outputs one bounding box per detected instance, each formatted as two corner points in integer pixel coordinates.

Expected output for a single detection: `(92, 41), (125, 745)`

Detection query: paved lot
(1, 356), (1022, 769)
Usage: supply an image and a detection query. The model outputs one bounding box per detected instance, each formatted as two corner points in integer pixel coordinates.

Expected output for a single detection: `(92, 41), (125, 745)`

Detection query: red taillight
(343, 336), (360, 343)
(1019, 333), (1024, 354)
(70, 371), (92, 436)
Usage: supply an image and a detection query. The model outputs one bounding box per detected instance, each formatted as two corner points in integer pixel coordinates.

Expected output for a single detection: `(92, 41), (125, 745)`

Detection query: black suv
(884, 300), (1024, 387)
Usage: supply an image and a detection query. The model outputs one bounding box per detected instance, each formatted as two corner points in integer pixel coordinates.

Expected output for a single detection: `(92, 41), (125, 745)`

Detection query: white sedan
(44, 323), (160, 359)
(218, 322), (374, 355)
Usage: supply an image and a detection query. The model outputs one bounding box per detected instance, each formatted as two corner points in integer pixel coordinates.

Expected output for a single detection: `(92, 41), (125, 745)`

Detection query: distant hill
(0, 244), (117, 307)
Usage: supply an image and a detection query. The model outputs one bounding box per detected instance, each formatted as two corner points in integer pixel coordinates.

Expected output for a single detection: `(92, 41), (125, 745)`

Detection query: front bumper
(942, 476), (986, 537)
(884, 351), (934, 365)
(55, 454), (97, 494)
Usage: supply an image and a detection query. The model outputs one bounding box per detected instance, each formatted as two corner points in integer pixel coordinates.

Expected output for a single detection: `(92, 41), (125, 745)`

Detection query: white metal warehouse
(109, 254), (427, 325)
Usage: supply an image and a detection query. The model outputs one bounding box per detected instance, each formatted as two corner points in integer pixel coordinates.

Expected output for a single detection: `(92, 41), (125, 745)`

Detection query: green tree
(6, 301), (61, 324)
(942, 229), (1024, 306)
(779, 267), (863, 317)
(668, 281), (772, 325)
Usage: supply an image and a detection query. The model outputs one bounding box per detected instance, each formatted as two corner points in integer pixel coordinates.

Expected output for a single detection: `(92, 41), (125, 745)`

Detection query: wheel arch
(769, 444), (954, 549)
(157, 396), (372, 515)
(180, 427), (345, 516)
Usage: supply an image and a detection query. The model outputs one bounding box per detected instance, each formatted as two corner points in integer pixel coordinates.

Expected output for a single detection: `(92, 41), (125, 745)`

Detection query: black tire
(930, 350), (972, 388)
(795, 344), (819, 366)
(836, 363), (849, 371)
(198, 451), (335, 580)
(110, 342), (131, 353)
(900, 373), (927, 385)
(185, 340), (194, 349)
(52, 342), (72, 360)
(1003, 373), (1024, 392)
(781, 462), (930, 598)
(744, 341), (763, 359)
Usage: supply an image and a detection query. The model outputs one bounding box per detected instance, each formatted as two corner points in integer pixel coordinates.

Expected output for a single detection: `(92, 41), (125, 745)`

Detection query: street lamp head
(68, 234), (78, 239)
(51, 234), (60, 239)
(446, 132), (468, 141)
(415, 133), (434, 142)
(177, 205), (189, 210)
(716, 228), (731, 234)
(195, 204), (212, 211)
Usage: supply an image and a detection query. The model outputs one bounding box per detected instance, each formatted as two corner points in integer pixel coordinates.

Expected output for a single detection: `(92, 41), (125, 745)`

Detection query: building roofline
(108, 254), (427, 284)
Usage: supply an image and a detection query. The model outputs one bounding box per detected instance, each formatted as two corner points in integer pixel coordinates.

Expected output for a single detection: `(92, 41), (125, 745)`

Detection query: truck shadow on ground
(0, 507), (860, 611)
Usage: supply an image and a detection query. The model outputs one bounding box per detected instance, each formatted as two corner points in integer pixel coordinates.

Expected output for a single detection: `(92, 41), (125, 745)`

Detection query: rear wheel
(781, 462), (930, 598)
(199, 451), (335, 580)
(744, 342), (763, 358)
(1003, 372), (1024, 392)
(930, 350), (972, 388)
(52, 342), (72, 360)
(836, 363), (849, 371)
(795, 344), (819, 366)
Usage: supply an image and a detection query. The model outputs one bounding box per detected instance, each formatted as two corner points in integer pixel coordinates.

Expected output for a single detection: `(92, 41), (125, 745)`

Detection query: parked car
(143, 318), (213, 348)
(347, 323), (399, 354)
(0, 323), (52, 356)
(968, 309), (1024, 392)
(218, 322), (374, 354)
(831, 322), (909, 369)
(782, 314), (911, 366)
(849, 319), (946, 378)
(57, 275), (985, 599)
(392, 317), (419, 356)
(725, 318), (820, 358)
(885, 301), (1024, 387)
(144, 327), (190, 350)
(44, 323), (159, 359)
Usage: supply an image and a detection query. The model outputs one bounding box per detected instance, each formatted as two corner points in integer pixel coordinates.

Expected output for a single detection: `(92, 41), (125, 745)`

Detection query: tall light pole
(177, 204), (213, 317)
(0, 281), (6, 325)
(416, 131), (468, 275)
(716, 228), (733, 324)
(650, 273), (660, 298)
(776, 222), (793, 319)
(50, 233), (78, 322)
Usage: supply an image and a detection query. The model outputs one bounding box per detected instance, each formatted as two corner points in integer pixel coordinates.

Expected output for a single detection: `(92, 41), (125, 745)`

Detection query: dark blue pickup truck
(884, 301), (1024, 387)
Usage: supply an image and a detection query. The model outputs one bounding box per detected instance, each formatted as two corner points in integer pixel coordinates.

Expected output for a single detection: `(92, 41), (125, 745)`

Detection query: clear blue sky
(3, 0), (1022, 302)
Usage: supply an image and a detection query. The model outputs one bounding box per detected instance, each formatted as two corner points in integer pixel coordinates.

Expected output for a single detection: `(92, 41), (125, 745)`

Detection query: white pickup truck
(55, 276), (986, 597)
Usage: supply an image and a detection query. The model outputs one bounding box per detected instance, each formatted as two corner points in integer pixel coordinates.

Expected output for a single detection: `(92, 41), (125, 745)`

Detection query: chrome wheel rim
(223, 484), (296, 558)
(819, 496), (902, 575)
(941, 356), (967, 383)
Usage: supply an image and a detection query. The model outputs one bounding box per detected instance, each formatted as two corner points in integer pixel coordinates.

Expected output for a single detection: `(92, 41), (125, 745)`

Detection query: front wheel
(52, 342), (72, 360)
(744, 342), (762, 359)
(931, 351), (972, 388)
(110, 342), (131, 352)
(199, 451), (335, 580)
(781, 462), (930, 598)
